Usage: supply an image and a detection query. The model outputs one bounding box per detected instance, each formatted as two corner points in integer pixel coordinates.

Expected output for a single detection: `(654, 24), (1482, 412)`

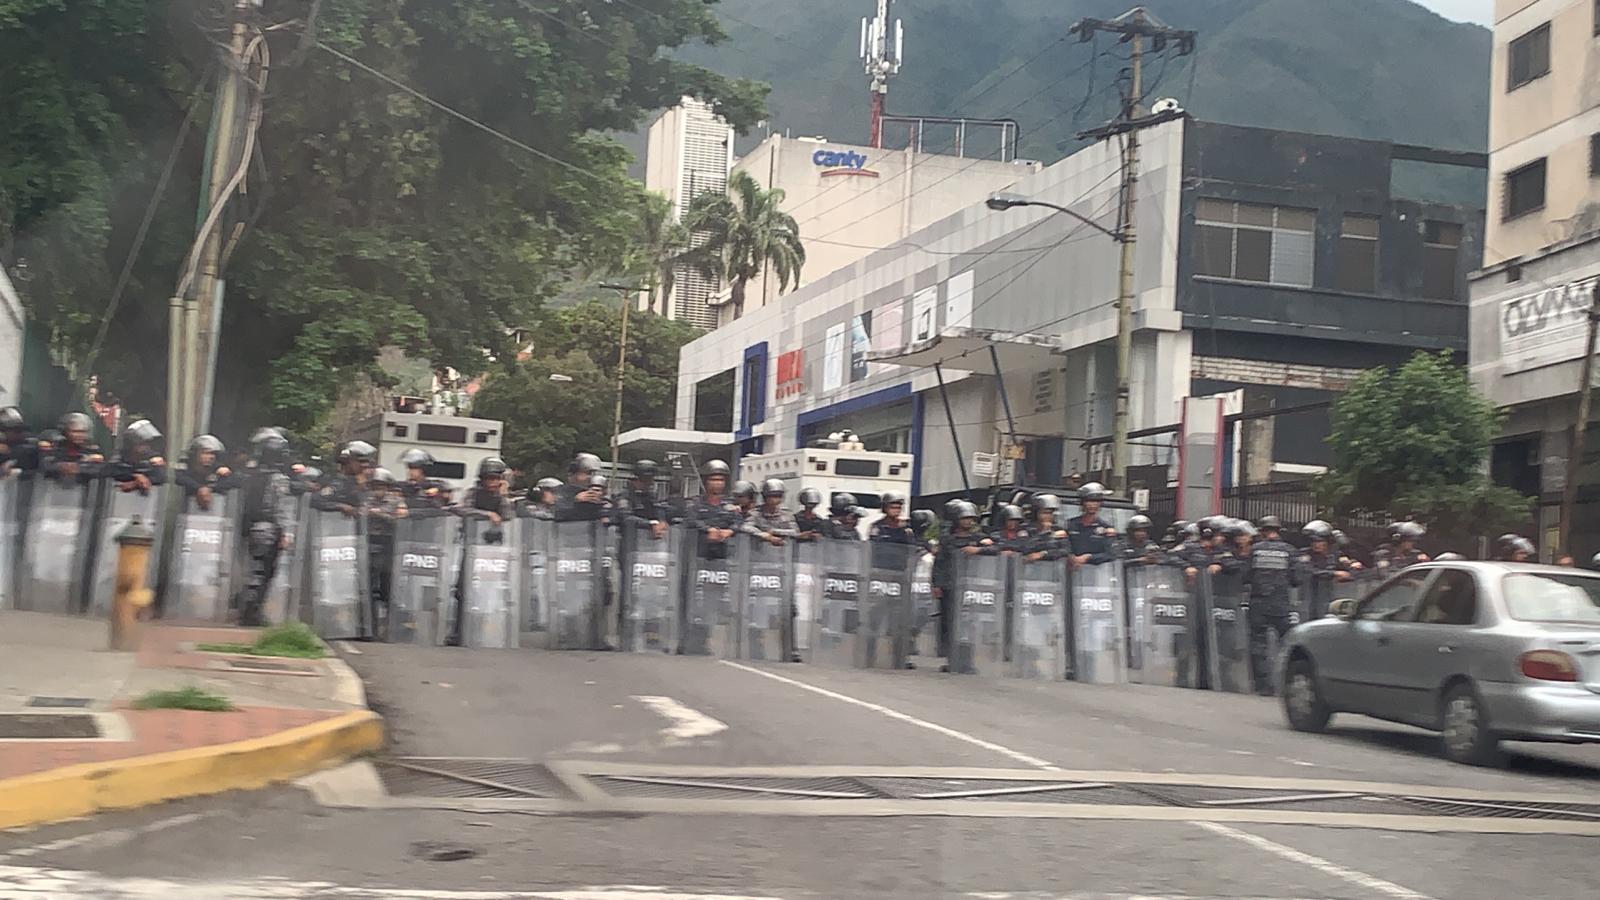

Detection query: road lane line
(631, 696), (728, 743)
(0, 811), (214, 862)
(719, 661), (1062, 771)
(1194, 822), (1435, 900)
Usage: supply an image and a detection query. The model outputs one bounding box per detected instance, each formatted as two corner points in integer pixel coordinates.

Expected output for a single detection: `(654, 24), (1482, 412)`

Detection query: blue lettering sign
(811, 149), (869, 170)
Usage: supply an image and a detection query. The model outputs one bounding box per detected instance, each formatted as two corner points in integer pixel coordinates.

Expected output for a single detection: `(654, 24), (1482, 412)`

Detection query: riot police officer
(0, 407), (38, 474)
(1301, 520), (1355, 619)
(1121, 514), (1163, 564)
(986, 503), (1030, 554)
(1065, 482), (1118, 567)
(445, 457), (513, 646)
(687, 460), (738, 558)
(745, 479), (797, 544)
(235, 429), (293, 626)
(555, 452), (606, 521)
(364, 467), (408, 634)
(1376, 521), (1430, 571)
(729, 480), (759, 520)
(108, 419), (167, 493)
(313, 441), (375, 515)
(619, 460), (667, 539)
(935, 500), (993, 670)
(794, 487), (826, 540)
(827, 492), (863, 541)
(1496, 533), (1535, 562)
(529, 476), (562, 518)
(177, 435), (232, 511)
(1245, 515), (1299, 695)
(40, 412), (103, 484)
(868, 490), (915, 544)
(398, 448), (452, 509)
(1022, 495), (1072, 561)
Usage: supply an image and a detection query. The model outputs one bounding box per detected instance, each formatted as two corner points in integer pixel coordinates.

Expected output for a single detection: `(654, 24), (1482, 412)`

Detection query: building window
(693, 368), (735, 432)
(1503, 158), (1547, 220)
(1422, 221), (1461, 301)
(1194, 198), (1315, 287)
(1336, 214), (1379, 294)
(1508, 23), (1551, 91)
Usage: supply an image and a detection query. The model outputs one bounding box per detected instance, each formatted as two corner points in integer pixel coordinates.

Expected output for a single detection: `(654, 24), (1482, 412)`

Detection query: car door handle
(1437, 645), (1454, 654)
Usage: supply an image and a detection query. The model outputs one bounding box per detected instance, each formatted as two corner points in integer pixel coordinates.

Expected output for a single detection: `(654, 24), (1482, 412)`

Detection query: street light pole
(600, 283), (644, 482)
(1111, 23), (1143, 497)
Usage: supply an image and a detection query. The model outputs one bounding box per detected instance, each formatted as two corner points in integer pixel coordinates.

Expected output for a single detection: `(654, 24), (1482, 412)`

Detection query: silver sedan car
(1280, 561), (1600, 765)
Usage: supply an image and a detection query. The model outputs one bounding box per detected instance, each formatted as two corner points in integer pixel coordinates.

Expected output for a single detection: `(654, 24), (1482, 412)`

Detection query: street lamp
(597, 282), (646, 482)
(986, 190), (1133, 496)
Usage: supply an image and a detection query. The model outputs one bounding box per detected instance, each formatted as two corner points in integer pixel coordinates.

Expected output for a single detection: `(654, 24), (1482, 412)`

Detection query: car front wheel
(1283, 656), (1332, 733)
(1440, 681), (1503, 767)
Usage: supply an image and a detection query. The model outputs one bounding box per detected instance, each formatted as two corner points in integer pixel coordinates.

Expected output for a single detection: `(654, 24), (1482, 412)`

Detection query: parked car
(1279, 561), (1600, 765)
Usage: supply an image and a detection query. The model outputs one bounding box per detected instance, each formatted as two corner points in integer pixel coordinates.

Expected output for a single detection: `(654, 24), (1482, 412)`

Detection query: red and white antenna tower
(860, 0), (903, 148)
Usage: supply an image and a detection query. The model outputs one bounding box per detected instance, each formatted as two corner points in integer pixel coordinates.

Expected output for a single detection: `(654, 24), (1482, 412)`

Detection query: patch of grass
(131, 687), (235, 712)
(197, 622), (326, 659)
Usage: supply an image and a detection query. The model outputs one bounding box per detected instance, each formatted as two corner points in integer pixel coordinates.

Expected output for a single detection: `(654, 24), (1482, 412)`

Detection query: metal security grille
(376, 758), (572, 800)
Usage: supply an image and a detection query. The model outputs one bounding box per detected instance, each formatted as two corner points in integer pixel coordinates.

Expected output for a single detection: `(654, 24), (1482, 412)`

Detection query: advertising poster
(945, 269), (975, 330)
(822, 323), (845, 392)
(849, 311), (873, 383)
(912, 286), (938, 342)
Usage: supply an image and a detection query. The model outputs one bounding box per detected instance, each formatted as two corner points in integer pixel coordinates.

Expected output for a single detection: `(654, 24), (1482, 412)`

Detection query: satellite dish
(1151, 97), (1183, 115)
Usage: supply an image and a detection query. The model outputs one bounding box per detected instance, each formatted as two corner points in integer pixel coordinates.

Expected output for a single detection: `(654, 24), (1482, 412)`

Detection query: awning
(616, 426), (736, 458)
(865, 326), (1064, 373)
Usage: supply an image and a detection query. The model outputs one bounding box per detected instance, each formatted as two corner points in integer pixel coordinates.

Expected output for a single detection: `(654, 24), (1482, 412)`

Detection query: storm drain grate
(377, 758), (573, 799)
(593, 774), (883, 801)
(857, 777), (1161, 805)
(1397, 796), (1600, 822)
(0, 713), (101, 739)
(25, 696), (93, 708)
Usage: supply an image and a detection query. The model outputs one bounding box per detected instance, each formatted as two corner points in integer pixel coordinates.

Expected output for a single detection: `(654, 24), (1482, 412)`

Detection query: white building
(644, 98), (735, 329)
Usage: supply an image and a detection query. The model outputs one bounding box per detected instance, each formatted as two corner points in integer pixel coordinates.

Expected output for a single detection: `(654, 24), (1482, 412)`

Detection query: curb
(0, 710), (384, 831)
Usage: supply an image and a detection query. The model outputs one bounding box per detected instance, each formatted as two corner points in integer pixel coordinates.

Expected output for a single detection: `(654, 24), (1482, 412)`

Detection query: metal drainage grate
(0, 713), (102, 739)
(857, 777), (1161, 805)
(593, 774), (882, 801)
(1397, 796), (1600, 822)
(377, 758), (572, 799)
(26, 696), (93, 708)
(221, 658), (313, 673)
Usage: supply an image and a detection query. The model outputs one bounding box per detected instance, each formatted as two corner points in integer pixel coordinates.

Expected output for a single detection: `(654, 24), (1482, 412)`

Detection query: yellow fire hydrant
(110, 515), (156, 651)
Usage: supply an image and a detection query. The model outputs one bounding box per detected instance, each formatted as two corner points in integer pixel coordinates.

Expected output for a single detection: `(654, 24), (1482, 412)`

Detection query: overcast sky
(1415, 0), (1492, 25)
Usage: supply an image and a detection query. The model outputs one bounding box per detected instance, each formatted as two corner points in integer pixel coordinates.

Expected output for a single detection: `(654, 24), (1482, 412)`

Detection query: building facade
(1470, 0), (1600, 558)
(644, 98), (735, 329)
(670, 118), (1483, 502)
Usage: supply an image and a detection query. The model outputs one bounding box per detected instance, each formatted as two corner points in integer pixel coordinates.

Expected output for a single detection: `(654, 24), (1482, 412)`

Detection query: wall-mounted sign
(776, 349), (805, 399)
(812, 148), (880, 178)
(1501, 275), (1599, 374)
(822, 324), (845, 392)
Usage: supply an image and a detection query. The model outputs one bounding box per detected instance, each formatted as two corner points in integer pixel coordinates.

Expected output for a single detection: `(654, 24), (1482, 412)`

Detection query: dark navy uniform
(1065, 515), (1118, 565)
(868, 518), (917, 545)
(1300, 549), (1352, 620)
(39, 439), (104, 484)
(1246, 537), (1300, 693)
(399, 477), (452, 509)
(620, 486), (665, 531)
(0, 433), (39, 473)
(311, 474), (365, 513)
(1374, 545), (1428, 571)
(794, 510), (827, 540)
(553, 481), (606, 522)
(685, 494), (738, 558)
(236, 463), (291, 625)
(106, 453), (168, 489)
(177, 463), (234, 511)
(932, 528), (991, 659)
(826, 517), (863, 541)
(1121, 537), (1165, 565)
(983, 524), (1032, 555)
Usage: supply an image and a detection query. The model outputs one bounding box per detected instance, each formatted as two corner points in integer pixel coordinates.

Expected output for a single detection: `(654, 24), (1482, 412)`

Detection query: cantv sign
(811, 148), (879, 178)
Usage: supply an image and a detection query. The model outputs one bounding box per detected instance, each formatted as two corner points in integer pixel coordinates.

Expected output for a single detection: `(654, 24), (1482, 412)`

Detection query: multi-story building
(644, 98), (735, 329)
(656, 118), (1483, 502)
(1469, 0), (1600, 558)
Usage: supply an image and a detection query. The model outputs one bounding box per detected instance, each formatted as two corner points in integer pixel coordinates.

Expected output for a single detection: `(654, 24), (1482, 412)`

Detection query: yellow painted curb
(0, 710), (384, 831)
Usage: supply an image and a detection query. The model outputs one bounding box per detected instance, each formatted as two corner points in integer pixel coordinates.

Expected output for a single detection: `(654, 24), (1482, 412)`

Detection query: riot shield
(792, 538), (822, 654)
(1071, 560), (1128, 684)
(0, 476), (18, 610)
(518, 512), (549, 638)
(388, 510), (456, 645)
(910, 549), (938, 660)
(458, 515), (520, 648)
(736, 535), (792, 661)
(1012, 557), (1068, 680)
(545, 520), (604, 650)
(680, 527), (738, 657)
(304, 507), (368, 639)
(618, 524), (677, 653)
(1200, 569), (1251, 693)
(860, 540), (914, 670)
(261, 491), (311, 627)
(949, 552), (1007, 676)
(19, 478), (93, 614)
(1128, 563), (1199, 688)
(86, 482), (165, 617)
(167, 494), (236, 622)
(806, 538), (867, 668)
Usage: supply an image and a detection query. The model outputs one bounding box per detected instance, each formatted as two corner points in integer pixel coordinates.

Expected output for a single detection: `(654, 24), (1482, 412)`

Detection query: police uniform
(826, 516), (863, 541)
(1246, 536), (1300, 694)
(39, 439), (103, 484)
(1065, 515), (1119, 565)
(1120, 537), (1165, 565)
(1, 431), (39, 474)
(236, 463), (291, 626)
(1300, 549), (1351, 620)
(399, 477), (452, 509)
(1375, 545), (1427, 571)
(746, 506), (798, 538)
(794, 510), (826, 539)
(621, 485), (665, 531)
(106, 452), (168, 491)
(932, 528), (990, 662)
(177, 463), (234, 511)
(554, 481), (606, 522)
(868, 517), (916, 545)
(983, 523), (1033, 555)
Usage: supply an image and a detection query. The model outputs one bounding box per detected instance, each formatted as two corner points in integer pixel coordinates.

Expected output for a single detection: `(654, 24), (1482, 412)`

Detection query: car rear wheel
(1283, 656), (1331, 733)
(1440, 681), (1503, 767)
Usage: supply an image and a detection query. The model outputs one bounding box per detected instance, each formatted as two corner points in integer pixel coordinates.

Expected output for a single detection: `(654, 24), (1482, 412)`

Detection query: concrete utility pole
(601, 283), (646, 483)
(1560, 281), (1600, 555)
(1071, 7), (1195, 495)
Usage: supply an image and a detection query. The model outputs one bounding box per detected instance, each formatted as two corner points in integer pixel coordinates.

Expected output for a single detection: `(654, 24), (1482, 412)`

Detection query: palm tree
(633, 193), (686, 315)
(678, 170), (805, 318)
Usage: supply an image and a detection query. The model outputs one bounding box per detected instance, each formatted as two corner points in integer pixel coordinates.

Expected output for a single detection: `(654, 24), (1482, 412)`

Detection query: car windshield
(1502, 572), (1600, 623)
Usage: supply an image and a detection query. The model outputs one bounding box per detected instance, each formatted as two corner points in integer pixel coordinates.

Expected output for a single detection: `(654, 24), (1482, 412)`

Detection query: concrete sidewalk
(0, 611), (382, 829)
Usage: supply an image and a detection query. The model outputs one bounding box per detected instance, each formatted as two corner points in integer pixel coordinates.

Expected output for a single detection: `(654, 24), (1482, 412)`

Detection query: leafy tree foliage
(1322, 351), (1531, 543)
(679, 170), (802, 316)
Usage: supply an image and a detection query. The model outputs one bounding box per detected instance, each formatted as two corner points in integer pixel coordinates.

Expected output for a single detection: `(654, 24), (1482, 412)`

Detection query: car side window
(1414, 569), (1478, 626)
(1359, 571), (1431, 621)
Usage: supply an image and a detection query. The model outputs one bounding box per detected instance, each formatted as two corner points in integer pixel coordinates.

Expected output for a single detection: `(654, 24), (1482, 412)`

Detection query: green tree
(631, 192), (686, 315)
(471, 300), (698, 478)
(678, 169), (803, 317)
(1321, 351), (1532, 545)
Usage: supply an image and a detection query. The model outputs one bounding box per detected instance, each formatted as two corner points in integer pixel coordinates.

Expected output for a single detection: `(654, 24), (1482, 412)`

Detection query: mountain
(676, 0), (1490, 165)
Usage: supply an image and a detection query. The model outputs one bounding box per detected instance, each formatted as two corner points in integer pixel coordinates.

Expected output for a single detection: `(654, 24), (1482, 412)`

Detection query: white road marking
(718, 661), (1061, 771)
(1194, 822), (1435, 900)
(0, 812), (214, 862)
(631, 696), (728, 744)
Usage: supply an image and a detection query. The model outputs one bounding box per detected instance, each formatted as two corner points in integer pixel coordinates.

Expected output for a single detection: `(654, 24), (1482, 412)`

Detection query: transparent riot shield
(19, 478), (93, 614)
(911, 549), (938, 659)
(87, 482), (166, 617)
(1070, 560), (1128, 684)
(1200, 569), (1251, 693)
(304, 507), (368, 639)
(458, 515), (520, 648)
(517, 512), (549, 638)
(792, 538), (822, 654)
(736, 535), (792, 661)
(545, 520), (604, 650)
(0, 476), (18, 610)
(388, 509), (456, 645)
(950, 552), (1007, 676)
(618, 524), (677, 654)
(860, 541), (914, 670)
(261, 491), (311, 627)
(1128, 563), (1200, 688)
(807, 538), (867, 668)
(167, 494), (236, 622)
(680, 527), (738, 657)
(1012, 557), (1068, 680)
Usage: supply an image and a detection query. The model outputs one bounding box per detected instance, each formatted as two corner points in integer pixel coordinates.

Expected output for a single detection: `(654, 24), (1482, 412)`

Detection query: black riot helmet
(250, 426), (286, 445)
(536, 476), (562, 495)
(1128, 513), (1153, 533)
(0, 406), (23, 431)
(943, 498), (966, 522)
(591, 473), (608, 491)
(1394, 520), (1426, 541)
(1000, 503), (1025, 523)
(951, 500), (980, 523)
(731, 479), (757, 500)
(370, 467), (398, 486)
(570, 452), (602, 474)
(121, 418), (162, 450)
(1032, 493), (1061, 512)
(59, 411), (92, 433)
(189, 434), (225, 456)
(1181, 521), (1200, 540)
(633, 459), (659, 480)
(761, 478), (787, 498)
(798, 487), (822, 508)
(343, 440), (377, 464)
(880, 490), (906, 512)
(910, 509), (938, 533)
(1078, 481), (1109, 501)
(830, 492), (858, 516)
(252, 430), (290, 465)
(1302, 519), (1334, 542)
(701, 459), (731, 477)
(1257, 515), (1282, 531)
(478, 456), (508, 479)
(400, 448), (434, 470)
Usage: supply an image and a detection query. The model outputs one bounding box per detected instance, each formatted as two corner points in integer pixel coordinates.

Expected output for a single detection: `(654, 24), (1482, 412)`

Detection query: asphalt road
(6, 644), (1600, 899)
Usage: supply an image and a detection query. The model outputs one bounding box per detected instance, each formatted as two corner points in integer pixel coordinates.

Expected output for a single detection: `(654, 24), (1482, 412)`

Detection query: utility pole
(1560, 281), (1600, 555)
(1072, 7), (1195, 495)
(601, 283), (645, 482)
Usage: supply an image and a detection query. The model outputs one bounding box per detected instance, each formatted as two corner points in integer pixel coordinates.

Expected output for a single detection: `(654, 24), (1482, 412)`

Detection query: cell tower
(859, 0), (903, 148)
